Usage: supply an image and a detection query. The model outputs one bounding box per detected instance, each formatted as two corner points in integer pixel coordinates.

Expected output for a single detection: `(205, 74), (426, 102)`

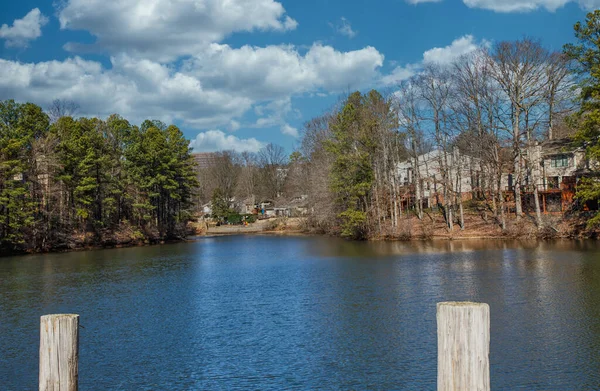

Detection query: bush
(243, 214), (257, 223)
(226, 213), (243, 225)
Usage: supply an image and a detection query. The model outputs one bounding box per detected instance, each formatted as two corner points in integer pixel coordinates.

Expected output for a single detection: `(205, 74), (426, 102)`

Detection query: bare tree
(237, 151), (259, 205)
(451, 49), (506, 230)
(258, 143), (287, 200)
(47, 99), (80, 123)
(545, 52), (574, 140)
(299, 114), (337, 230)
(488, 39), (552, 225)
(415, 64), (455, 230)
(396, 80), (426, 220)
(210, 151), (241, 203)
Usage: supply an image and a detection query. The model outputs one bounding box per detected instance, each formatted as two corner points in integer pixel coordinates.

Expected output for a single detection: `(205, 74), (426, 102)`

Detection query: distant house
(270, 195), (309, 217)
(396, 138), (598, 215)
(520, 138), (594, 212)
(534, 138), (589, 188)
(240, 197), (259, 214)
(264, 207), (290, 217)
(396, 149), (483, 209)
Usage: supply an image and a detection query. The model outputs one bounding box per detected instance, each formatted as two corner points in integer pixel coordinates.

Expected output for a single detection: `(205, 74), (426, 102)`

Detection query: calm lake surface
(1, 236), (600, 390)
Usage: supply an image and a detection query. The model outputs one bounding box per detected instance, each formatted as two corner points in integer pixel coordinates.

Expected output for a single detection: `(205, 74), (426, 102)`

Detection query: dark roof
(540, 138), (583, 157)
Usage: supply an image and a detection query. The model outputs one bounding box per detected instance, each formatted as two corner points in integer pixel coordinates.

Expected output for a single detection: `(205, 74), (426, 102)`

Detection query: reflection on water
(1, 237), (600, 390)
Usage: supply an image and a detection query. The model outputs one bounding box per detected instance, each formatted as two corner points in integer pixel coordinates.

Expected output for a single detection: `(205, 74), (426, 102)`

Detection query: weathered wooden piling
(39, 314), (79, 391)
(437, 302), (490, 391)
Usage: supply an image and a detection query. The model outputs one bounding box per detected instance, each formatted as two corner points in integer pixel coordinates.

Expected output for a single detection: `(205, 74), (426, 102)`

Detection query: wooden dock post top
(436, 301), (489, 310)
(40, 314), (79, 321)
(39, 314), (79, 391)
(437, 301), (490, 391)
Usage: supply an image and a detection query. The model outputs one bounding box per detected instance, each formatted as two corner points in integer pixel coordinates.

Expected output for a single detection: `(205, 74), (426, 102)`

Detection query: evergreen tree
(326, 92), (375, 239)
(564, 10), (600, 226)
(211, 188), (231, 220)
(0, 100), (49, 250)
(125, 122), (197, 238)
(0, 99), (199, 252)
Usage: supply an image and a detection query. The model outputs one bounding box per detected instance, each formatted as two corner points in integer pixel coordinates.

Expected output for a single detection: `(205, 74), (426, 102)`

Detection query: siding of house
(397, 149), (482, 207)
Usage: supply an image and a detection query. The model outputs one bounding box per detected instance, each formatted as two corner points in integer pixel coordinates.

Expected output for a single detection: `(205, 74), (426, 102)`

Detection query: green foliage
(289, 151), (304, 163)
(338, 209), (368, 239)
(325, 91), (387, 239)
(0, 99), (199, 251)
(564, 11), (600, 226)
(0, 100), (49, 249)
(243, 214), (257, 223)
(211, 188), (231, 219)
(226, 213), (243, 224)
(124, 123), (198, 237)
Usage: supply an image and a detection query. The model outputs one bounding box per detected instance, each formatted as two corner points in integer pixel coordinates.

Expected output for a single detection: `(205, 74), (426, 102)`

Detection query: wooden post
(39, 314), (79, 391)
(543, 193), (547, 214)
(437, 302), (490, 391)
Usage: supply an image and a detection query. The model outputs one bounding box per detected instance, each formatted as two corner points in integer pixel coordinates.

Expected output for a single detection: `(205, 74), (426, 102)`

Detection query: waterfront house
(396, 148), (483, 209)
(521, 138), (595, 212)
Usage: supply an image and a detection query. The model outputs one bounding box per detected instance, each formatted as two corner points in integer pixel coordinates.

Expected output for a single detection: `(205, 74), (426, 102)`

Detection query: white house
(396, 148), (483, 207)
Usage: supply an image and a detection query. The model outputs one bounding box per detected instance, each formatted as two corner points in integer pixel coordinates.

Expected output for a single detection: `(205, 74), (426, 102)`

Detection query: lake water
(1, 236), (600, 390)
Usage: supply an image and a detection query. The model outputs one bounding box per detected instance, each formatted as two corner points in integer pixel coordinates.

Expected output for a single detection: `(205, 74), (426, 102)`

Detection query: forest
(0, 100), (198, 253)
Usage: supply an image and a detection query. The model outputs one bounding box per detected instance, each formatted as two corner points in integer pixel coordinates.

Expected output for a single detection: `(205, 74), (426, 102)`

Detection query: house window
(550, 155), (569, 168)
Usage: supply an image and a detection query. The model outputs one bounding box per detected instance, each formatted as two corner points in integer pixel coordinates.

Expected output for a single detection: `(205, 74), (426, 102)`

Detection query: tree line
(0, 100), (197, 253)
(292, 12), (600, 239)
(195, 143), (311, 220)
(190, 12), (600, 240)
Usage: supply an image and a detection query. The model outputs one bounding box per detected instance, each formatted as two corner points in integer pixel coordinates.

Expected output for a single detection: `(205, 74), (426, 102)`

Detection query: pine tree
(564, 10), (600, 226)
(326, 92), (375, 239)
(0, 100), (49, 250)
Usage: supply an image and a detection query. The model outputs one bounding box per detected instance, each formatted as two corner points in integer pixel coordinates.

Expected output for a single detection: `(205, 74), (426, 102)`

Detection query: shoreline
(1, 231), (594, 258)
(2, 214), (597, 257)
(0, 237), (195, 258)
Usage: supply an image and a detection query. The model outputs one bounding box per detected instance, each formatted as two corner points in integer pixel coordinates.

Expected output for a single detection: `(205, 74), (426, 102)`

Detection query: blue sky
(0, 0), (594, 154)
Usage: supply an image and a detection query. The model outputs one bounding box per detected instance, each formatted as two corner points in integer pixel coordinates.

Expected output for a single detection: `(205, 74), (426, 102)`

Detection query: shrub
(243, 214), (257, 223)
(226, 213), (243, 225)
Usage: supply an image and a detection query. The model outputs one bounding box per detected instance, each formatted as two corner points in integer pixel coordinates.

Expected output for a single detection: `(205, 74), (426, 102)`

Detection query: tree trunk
(497, 173), (506, 231)
(514, 153), (522, 219)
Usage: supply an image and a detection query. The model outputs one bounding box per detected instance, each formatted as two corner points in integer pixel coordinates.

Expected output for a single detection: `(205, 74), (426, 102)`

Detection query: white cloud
(252, 97), (299, 130)
(423, 35), (484, 65)
(184, 43), (384, 100)
(0, 8), (48, 48)
(58, 0), (298, 61)
(0, 56), (252, 128)
(331, 17), (357, 38)
(281, 124), (299, 137)
(462, 0), (600, 12)
(189, 130), (265, 152)
(381, 35), (485, 86)
(578, 0), (600, 9)
(381, 64), (419, 86)
(0, 41), (383, 130)
(1, 2), (387, 140)
(404, 0), (600, 12)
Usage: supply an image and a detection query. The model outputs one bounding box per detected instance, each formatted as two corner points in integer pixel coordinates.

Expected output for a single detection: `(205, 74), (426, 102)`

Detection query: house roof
(540, 138), (583, 157)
